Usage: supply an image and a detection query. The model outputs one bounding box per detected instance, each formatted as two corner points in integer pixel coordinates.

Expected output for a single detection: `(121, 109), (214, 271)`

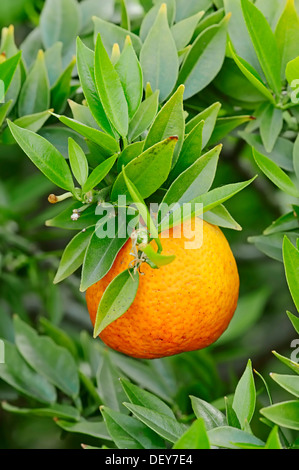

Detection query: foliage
(0, 0), (298, 450)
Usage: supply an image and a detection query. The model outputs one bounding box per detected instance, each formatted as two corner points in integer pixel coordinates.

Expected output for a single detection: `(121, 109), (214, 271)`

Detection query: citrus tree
(0, 0), (298, 450)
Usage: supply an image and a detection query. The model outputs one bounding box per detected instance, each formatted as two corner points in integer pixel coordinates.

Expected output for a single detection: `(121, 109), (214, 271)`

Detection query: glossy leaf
(82, 153), (118, 193)
(76, 38), (114, 136)
(50, 56), (76, 114)
(0, 340), (57, 404)
(94, 34), (128, 137)
(202, 204), (242, 231)
(283, 236), (299, 311)
(18, 50), (50, 116)
(55, 418), (111, 440)
(114, 36), (142, 120)
(270, 373), (299, 398)
(101, 406), (165, 449)
(287, 311), (299, 335)
(140, 3), (179, 102)
(185, 102), (221, 148)
(171, 11), (204, 50)
(111, 137), (177, 202)
(1, 402), (80, 421)
(2, 110), (51, 145)
(123, 403), (187, 443)
(54, 226), (94, 284)
(7, 121), (75, 192)
(177, 15), (229, 99)
(272, 350), (299, 375)
(275, 0), (299, 77)
(240, 0), (281, 96)
(232, 359), (256, 428)
(144, 85), (185, 166)
(68, 138), (89, 187)
(13, 316), (80, 398)
(173, 419), (210, 449)
(190, 396), (227, 430)
(209, 115), (254, 146)
(80, 212), (135, 291)
(140, 0), (176, 42)
(259, 104), (283, 153)
(141, 245), (176, 267)
(128, 90), (159, 142)
(57, 115), (119, 156)
(208, 426), (264, 449)
(0, 51), (21, 101)
(260, 401), (299, 430)
(253, 149), (299, 198)
(93, 269), (139, 337)
(264, 426), (283, 449)
(93, 16), (142, 56)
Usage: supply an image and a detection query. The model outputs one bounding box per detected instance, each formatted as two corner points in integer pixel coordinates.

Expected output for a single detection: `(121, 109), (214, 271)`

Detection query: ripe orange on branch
(86, 217), (239, 359)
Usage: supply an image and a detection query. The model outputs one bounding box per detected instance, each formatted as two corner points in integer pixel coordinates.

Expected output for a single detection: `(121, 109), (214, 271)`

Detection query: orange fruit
(86, 217), (239, 359)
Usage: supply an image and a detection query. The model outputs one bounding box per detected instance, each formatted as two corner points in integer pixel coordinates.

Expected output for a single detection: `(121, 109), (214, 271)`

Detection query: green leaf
(93, 269), (139, 337)
(80, 212), (135, 291)
(248, 232), (299, 262)
(173, 418), (210, 449)
(275, 0), (299, 78)
(202, 204), (242, 231)
(123, 403), (187, 443)
(225, 396), (241, 429)
(208, 426), (264, 449)
(175, 0), (211, 21)
(209, 115), (254, 147)
(159, 145), (221, 223)
(0, 51), (21, 101)
(144, 85), (185, 166)
(263, 210), (299, 236)
(253, 148), (299, 198)
(14, 316), (80, 398)
(68, 138), (89, 187)
(76, 37), (114, 136)
(79, 0), (114, 36)
(228, 43), (276, 104)
(239, 131), (293, 171)
(128, 90), (159, 142)
(159, 177), (256, 232)
(82, 153), (118, 193)
(93, 16), (142, 56)
(185, 102), (221, 148)
(45, 201), (98, 230)
(264, 426), (283, 449)
(94, 34), (128, 137)
(287, 311), (299, 335)
(120, 0), (130, 30)
(54, 226), (94, 284)
(40, 0), (80, 55)
(283, 236), (299, 311)
(0, 340), (57, 404)
(272, 350), (299, 375)
(259, 104), (283, 153)
(177, 15), (229, 100)
(7, 121), (75, 192)
(141, 245), (176, 267)
(232, 359), (256, 429)
(101, 406), (165, 449)
(0, 100), (13, 127)
(111, 136), (177, 202)
(57, 115), (119, 156)
(114, 36), (142, 120)
(117, 141), (145, 172)
(240, 0), (281, 96)
(96, 352), (129, 412)
(270, 373), (299, 398)
(1, 402), (80, 421)
(260, 401), (299, 430)
(224, 0), (261, 74)
(50, 56), (76, 114)
(44, 42), (63, 87)
(55, 418), (112, 440)
(68, 99), (99, 130)
(168, 120), (204, 182)
(190, 396), (227, 430)
(140, 0), (176, 42)
(120, 378), (176, 419)
(286, 55), (299, 85)
(140, 3), (179, 102)
(2, 110), (52, 145)
(18, 50), (50, 116)
(171, 11), (204, 50)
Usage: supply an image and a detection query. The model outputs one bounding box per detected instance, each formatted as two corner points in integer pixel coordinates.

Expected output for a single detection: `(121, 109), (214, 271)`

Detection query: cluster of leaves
(198, 0), (299, 261)
(1, 0), (299, 449)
